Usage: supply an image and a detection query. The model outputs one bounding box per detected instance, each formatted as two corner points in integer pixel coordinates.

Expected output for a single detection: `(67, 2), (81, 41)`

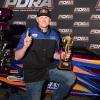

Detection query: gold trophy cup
(58, 33), (73, 70)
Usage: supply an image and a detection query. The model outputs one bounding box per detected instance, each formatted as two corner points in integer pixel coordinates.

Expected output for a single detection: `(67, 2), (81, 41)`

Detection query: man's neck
(39, 26), (48, 32)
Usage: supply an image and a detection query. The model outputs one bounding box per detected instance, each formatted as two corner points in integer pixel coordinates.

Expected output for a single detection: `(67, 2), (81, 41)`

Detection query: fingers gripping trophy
(58, 33), (73, 70)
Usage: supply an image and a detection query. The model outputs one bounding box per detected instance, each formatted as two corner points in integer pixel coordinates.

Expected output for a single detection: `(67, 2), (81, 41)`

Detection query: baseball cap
(37, 7), (51, 17)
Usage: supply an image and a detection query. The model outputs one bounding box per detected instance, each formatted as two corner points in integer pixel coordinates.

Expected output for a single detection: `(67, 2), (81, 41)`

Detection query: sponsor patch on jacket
(32, 33), (38, 37)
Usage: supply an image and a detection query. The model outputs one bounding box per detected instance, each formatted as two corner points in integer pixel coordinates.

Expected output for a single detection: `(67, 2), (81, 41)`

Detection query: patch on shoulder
(32, 33), (38, 37)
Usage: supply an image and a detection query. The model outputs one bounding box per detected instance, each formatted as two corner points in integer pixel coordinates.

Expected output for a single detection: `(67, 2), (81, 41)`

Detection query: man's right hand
(24, 31), (32, 49)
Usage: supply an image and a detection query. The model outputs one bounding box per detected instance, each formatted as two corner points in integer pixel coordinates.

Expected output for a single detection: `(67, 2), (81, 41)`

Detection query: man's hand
(60, 51), (71, 60)
(15, 30), (32, 60)
(53, 50), (71, 60)
(24, 31), (32, 49)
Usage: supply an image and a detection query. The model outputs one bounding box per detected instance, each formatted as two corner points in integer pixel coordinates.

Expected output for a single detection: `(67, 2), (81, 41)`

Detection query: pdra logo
(3, 0), (53, 10)
(95, 0), (100, 11)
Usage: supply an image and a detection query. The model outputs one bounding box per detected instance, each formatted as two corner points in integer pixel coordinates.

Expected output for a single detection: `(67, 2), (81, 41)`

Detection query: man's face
(36, 16), (51, 28)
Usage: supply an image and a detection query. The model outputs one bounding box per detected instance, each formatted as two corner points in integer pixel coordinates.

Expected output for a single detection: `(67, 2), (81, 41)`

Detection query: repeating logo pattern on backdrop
(0, 0), (100, 54)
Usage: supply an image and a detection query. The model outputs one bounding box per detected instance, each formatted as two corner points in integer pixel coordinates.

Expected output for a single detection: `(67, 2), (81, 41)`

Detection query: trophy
(58, 33), (73, 70)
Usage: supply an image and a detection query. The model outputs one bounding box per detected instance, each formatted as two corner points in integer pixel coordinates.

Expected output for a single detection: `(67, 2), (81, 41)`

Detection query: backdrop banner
(0, 0), (100, 55)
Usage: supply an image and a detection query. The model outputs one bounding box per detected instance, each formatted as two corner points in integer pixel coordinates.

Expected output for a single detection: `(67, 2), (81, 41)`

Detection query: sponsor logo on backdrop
(73, 22), (89, 27)
(13, 21), (26, 25)
(74, 7), (90, 13)
(3, 0), (53, 11)
(58, 14), (73, 20)
(50, 21), (57, 27)
(58, 0), (74, 5)
(95, 0), (100, 11)
(74, 36), (89, 42)
(27, 14), (37, 19)
(90, 29), (100, 34)
(89, 44), (100, 49)
(90, 15), (100, 20)
(58, 29), (73, 34)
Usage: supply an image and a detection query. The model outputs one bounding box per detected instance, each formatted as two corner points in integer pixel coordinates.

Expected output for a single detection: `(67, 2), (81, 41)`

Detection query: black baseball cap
(37, 7), (51, 17)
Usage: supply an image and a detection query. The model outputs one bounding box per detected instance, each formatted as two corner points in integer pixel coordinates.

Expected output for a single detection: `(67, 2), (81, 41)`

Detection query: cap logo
(40, 9), (48, 13)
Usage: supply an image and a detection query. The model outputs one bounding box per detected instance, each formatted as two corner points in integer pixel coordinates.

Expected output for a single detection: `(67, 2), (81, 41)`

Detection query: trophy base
(58, 60), (72, 70)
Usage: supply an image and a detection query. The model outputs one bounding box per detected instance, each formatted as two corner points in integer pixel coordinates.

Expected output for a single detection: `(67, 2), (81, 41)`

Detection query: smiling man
(15, 7), (76, 100)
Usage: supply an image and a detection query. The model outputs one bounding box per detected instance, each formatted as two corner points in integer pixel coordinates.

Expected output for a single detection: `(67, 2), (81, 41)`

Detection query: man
(15, 7), (76, 100)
